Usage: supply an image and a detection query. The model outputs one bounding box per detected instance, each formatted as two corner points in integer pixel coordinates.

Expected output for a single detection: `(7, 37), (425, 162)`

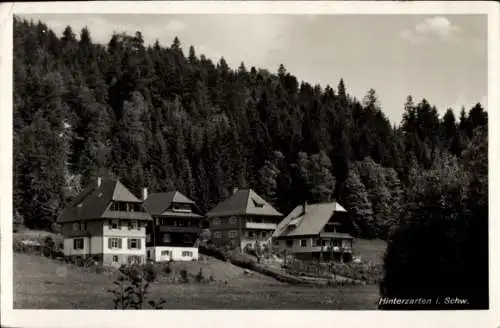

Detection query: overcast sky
(19, 14), (487, 124)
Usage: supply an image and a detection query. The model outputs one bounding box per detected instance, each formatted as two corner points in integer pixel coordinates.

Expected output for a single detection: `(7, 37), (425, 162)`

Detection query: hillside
(13, 17), (487, 242)
(14, 252), (379, 309)
(13, 16), (489, 309)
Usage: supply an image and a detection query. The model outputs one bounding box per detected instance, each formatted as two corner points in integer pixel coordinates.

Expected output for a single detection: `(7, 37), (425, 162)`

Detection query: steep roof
(206, 189), (282, 218)
(273, 202), (347, 238)
(143, 191), (202, 217)
(58, 178), (152, 223)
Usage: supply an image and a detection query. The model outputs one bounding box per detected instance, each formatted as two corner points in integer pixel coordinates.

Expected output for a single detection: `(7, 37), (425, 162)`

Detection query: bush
(179, 268), (189, 284)
(195, 268), (205, 283)
(108, 264), (165, 309)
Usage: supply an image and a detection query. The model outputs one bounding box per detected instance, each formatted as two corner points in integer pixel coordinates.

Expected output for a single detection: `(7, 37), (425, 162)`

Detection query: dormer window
(109, 220), (120, 230)
(172, 204), (192, 213)
(110, 201), (144, 212)
(252, 198), (264, 208)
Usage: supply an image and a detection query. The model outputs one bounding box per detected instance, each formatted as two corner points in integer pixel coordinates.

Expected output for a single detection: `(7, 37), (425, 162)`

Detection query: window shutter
(108, 238), (112, 249)
(73, 239), (77, 249)
(118, 220), (122, 229)
(127, 239), (131, 249)
(137, 239), (142, 249)
(118, 238), (122, 249)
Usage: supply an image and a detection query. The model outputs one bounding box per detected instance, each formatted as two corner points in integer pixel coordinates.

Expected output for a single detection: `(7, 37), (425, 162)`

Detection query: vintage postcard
(0, 1), (498, 328)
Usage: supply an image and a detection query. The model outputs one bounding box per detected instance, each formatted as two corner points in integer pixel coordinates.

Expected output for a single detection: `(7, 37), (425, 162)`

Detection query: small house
(143, 191), (204, 262)
(273, 201), (354, 263)
(206, 188), (283, 251)
(57, 177), (152, 267)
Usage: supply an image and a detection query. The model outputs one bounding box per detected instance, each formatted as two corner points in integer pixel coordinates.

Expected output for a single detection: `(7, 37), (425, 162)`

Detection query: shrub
(195, 268), (204, 283)
(108, 264), (165, 309)
(179, 268), (189, 284)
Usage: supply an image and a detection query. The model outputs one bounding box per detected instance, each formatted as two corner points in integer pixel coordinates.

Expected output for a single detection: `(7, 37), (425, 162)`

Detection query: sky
(19, 14), (487, 124)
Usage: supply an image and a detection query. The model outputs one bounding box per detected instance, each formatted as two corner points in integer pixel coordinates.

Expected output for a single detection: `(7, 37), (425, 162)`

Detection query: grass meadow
(12, 230), (385, 309)
(13, 252), (380, 310)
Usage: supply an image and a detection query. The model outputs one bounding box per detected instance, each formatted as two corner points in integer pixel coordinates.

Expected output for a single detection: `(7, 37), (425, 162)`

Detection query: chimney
(233, 187), (239, 195)
(97, 177), (102, 188)
(142, 187), (148, 201)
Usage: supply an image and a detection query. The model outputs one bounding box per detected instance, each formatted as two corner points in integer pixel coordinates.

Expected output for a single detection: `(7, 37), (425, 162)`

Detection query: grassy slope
(352, 239), (388, 265)
(14, 253), (380, 309)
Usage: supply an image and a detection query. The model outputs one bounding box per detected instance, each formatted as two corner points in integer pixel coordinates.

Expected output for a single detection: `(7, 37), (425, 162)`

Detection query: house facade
(206, 188), (283, 251)
(57, 177), (152, 267)
(273, 202), (354, 263)
(143, 191), (203, 262)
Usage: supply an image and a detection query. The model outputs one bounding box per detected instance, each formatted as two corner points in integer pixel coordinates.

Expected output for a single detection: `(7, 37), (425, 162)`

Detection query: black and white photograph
(1, 1), (498, 327)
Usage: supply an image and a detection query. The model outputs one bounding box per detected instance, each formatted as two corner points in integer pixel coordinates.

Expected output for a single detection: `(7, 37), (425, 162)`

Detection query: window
(214, 232), (222, 239)
(313, 238), (320, 247)
(228, 230), (238, 238)
(80, 221), (87, 231)
(146, 234), (151, 243)
(108, 237), (121, 249)
(128, 220), (138, 230)
(112, 255), (119, 263)
(182, 251), (193, 257)
(286, 240), (293, 248)
(73, 238), (84, 250)
(72, 223), (79, 232)
(183, 234), (193, 243)
(128, 255), (142, 265)
(173, 204), (192, 213)
(252, 198), (264, 208)
(128, 238), (141, 250)
(213, 219), (221, 226)
(229, 217), (237, 224)
(300, 239), (307, 247)
(162, 234), (171, 243)
(109, 220), (120, 230)
(342, 239), (352, 249)
(161, 250), (170, 256)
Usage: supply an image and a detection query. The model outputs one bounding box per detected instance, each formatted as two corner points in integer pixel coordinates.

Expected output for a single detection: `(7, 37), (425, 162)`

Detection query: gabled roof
(206, 189), (282, 218)
(143, 191), (202, 217)
(58, 178), (152, 223)
(273, 202), (347, 238)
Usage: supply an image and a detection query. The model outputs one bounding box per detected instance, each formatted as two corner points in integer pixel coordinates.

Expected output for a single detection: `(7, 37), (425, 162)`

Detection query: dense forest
(13, 17), (488, 308)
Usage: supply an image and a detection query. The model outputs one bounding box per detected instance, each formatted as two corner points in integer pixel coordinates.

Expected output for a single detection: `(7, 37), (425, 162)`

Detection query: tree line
(13, 17), (488, 308)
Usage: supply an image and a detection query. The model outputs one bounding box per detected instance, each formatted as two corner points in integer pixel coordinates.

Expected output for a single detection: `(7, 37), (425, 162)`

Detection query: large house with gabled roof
(143, 191), (204, 262)
(57, 176), (152, 267)
(206, 188), (283, 251)
(273, 201), (354, 263)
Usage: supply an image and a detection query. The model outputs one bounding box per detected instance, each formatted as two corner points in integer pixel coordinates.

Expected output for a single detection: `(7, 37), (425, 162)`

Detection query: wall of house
(102, 219), (147, 237)
(102, 253), (147, 267)
(146, 246), (199, 262)
(102, 236), (146, 255)
(209, 215), (242, 231)
(63, 237), (88, 256)
(210, 228), (241, 248)
(62, 220), (103, 238)
(276, 237), (352, 254)
(63, 236), (103, 256)
(210, 215), (279, 249)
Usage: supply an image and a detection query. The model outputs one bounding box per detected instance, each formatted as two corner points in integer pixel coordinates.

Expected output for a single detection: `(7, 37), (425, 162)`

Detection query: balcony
(158, 226), (200, 233)
(245, 222), (277, 230)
